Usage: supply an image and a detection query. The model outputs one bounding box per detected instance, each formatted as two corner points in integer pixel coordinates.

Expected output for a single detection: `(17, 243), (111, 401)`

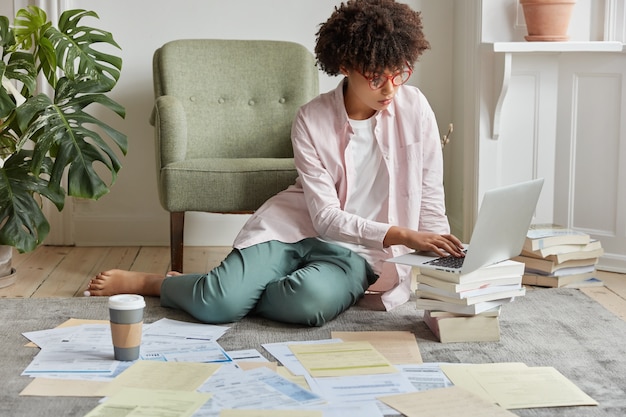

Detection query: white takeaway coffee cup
(108, 294), (145, 361)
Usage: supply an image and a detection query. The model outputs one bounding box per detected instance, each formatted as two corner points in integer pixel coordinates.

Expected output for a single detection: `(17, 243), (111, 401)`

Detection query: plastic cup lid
(108, 294), (146, 310)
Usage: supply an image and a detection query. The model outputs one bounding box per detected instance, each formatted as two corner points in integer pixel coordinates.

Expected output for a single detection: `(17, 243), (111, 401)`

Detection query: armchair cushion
(160, 157), (297, 212)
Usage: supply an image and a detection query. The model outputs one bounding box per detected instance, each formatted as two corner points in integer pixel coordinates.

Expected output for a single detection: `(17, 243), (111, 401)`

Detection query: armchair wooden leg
(170, 212), (185, 273)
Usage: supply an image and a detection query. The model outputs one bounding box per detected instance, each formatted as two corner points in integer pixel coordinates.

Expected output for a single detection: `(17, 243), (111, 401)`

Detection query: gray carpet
(2, 288), (626, 416)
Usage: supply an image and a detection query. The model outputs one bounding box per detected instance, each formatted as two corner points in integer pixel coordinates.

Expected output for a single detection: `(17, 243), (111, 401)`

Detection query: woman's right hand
(383, 226), (465, 258)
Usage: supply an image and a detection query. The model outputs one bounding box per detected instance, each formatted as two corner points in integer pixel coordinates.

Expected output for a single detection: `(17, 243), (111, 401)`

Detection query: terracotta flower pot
(520, 0), (576, 41)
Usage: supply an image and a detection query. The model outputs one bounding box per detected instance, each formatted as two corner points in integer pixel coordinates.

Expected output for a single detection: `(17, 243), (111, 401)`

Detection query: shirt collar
(332, 78), (397, 124)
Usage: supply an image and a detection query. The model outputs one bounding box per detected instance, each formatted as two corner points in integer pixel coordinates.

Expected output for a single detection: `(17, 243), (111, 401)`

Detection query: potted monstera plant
(0, 6), (126, 287)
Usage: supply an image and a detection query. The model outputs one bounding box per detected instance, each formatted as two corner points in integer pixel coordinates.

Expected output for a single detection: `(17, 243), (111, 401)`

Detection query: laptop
(389, 178), (544, 275)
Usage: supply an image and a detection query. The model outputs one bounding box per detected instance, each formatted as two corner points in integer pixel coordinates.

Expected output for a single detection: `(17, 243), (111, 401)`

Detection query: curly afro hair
(315, 0), (430, 76)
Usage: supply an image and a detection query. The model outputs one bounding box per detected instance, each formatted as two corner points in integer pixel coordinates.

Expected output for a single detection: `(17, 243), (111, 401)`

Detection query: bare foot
(84, 269), (167, 297)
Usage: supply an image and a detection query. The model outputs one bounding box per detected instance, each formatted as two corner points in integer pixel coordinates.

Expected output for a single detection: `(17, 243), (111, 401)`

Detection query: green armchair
(151, 39), (319, 272)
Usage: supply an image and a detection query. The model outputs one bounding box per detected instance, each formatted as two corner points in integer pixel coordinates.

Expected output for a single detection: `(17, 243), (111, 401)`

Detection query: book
(416, 286), (526, 306)
(534, 264), (596, 277)
(523, 247), (604, 264)
(415, 297), (512, 315)
(522, 270), (597, 288)
(417, 259), (525, 284)
(513, 254), (598, 275)
(520, 239), (602, 259)
(423, 309), (501, 343)
(415, 273), (522, 293)
(415, 282), (522, 300)
(523, 224), (590, 251)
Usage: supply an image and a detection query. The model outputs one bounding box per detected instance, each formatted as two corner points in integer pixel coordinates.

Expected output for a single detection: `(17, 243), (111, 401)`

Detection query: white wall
(454, 0), (626, 272)
(45, 0), (455, 246)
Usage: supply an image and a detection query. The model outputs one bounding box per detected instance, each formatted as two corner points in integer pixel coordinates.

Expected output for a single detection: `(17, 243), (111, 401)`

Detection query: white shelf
(492, 41), (624, 53)
(488, 41), (624, 139)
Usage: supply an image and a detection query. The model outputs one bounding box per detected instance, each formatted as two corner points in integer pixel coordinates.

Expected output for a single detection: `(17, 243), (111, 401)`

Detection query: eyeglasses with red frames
(356, 63), (413, 90)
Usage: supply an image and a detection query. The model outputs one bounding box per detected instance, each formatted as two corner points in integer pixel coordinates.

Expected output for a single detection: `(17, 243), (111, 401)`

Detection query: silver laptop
(389, 178), (544, 275)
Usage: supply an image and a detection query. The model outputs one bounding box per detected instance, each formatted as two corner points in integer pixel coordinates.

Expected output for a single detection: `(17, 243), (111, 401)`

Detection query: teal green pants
(160, 238), (378, 326)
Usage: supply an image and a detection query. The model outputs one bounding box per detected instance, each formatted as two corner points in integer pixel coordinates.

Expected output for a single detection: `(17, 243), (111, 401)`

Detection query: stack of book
(512, 224), (604, 288)
(415, 259), (526, 343)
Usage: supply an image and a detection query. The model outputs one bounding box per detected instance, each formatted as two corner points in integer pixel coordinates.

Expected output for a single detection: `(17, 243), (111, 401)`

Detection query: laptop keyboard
(424, 250), (468, 269)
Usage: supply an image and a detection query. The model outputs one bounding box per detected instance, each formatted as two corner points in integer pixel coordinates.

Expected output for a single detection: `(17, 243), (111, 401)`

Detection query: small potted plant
(520, 0), (577, 41)
(0, 6), (126, 287)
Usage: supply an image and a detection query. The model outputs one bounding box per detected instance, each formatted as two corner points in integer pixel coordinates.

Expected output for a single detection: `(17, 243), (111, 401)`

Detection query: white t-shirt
(344, 117), (389, 223)
(328, 117), (390, 255)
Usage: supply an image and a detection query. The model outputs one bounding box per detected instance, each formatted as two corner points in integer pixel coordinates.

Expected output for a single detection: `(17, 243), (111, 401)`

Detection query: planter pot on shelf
(520, 0), (576, 41)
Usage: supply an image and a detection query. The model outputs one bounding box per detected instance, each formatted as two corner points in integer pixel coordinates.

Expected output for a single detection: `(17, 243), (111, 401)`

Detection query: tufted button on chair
(151, 39), (319, 272)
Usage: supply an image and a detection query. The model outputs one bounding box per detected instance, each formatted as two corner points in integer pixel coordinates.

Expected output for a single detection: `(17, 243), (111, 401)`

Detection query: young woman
(85, 0), (463, 326)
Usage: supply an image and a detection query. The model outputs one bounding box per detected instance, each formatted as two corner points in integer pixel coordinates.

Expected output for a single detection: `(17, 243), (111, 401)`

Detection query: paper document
(395, 363), (454, 391)
(331, 331), (423, 364)
(84, 387), (211, 417)
(142, 318), (229, 342)
(470, 366), (598, 409)
(196, 366), (325, 413)
(20, 378), (109, 397)
(440, 363), (598, 409)
(141, 339), (231, 363)
(440, 362), (528, 402)
(22, 343), (119, 376)
(219, 410), (322, 417)
(98, 360), (221, 397)
(288, 341), (397, 377)
(379, 386), (517, 417)
(310, 372), (416, 403)
(261, 339), (342, 376)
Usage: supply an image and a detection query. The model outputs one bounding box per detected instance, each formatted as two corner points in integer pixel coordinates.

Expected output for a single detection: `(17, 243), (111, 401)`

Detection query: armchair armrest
(152, 95), (188, 166)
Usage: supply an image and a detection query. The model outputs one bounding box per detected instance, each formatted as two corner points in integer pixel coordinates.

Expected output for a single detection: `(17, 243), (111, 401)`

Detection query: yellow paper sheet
(440, 362), (529, 402)
(379, 386), (517, 417)
(288, 341), (397, 377)
(219, 410), (322, 417)
(85, 387), (211, 417)
(441, 363), (597, 409)
(236, 362), (277, 371)
(469, 366), (598, 409)
(97, 360), (221, 397)
(20, 377), (109, 397)
(331, 331), (423, 364)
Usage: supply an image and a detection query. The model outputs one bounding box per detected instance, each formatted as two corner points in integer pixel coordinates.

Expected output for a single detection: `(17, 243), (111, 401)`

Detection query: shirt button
(248, 99), (256, 106)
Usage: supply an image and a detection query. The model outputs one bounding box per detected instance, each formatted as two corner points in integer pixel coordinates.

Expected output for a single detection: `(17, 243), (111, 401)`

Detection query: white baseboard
(72, 212), (249, 247)
(597, 254), (626, 274)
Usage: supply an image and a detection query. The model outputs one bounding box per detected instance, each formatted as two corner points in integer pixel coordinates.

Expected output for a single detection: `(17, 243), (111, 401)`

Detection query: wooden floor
(1, 245), (625, 322)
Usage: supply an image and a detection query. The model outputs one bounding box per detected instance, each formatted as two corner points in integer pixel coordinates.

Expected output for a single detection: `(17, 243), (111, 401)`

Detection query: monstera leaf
(0, 150), (62, 251)
(0, 6), (126, 253)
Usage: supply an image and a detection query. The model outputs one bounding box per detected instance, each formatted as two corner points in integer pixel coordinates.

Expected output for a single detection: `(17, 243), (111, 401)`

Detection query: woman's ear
(339, 65), (349, 76)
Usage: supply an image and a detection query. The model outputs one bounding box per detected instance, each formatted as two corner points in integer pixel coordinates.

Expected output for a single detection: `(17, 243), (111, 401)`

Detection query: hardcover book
(417, 260), (525, 284)
(415, 295), (515, 315)
(523, 224), (590, 251)
(423, 309), (501, 343)
(416, 287), (526, 306)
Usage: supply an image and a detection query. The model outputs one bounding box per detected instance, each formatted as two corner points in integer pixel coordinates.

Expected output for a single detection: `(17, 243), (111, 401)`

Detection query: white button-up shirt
(234, 80), (450, 310)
